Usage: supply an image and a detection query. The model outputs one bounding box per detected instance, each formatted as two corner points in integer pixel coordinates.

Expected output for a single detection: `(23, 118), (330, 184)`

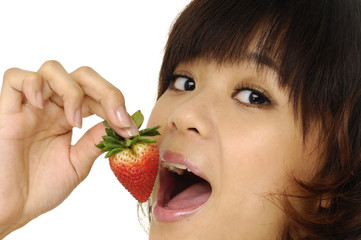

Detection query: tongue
(167, 182), (211, 210)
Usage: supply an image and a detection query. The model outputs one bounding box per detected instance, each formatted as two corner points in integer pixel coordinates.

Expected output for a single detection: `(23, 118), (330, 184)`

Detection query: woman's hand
(0, 61), (138, 238)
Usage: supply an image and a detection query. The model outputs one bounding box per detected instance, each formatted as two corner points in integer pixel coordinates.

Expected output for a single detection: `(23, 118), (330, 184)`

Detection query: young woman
(1, 0), (360, 239)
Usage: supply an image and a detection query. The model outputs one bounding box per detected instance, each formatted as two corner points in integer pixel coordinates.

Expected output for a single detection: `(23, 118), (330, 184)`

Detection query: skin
(147, 59), (320, 239)
(0, 59), (320, 239)
(0, 61), (138, 238)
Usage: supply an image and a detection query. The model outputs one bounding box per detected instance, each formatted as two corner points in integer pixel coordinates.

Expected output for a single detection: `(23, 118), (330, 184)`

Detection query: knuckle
(3, 68), (41, 87)
(3, 67), (19, 82)
(74, 66), (95, 78)
(43, 60), (61, 67)
(39, 60), (61, 74)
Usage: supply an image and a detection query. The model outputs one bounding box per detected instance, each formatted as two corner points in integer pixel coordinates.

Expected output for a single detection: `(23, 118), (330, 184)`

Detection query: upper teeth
(162, 162), (191, 175)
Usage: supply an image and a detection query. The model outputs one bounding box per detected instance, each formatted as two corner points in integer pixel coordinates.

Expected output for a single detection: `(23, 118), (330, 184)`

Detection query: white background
(0, 0), (190, 239)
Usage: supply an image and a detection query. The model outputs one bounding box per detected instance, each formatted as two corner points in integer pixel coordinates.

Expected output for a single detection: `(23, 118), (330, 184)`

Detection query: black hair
(156, 0), (361, 239)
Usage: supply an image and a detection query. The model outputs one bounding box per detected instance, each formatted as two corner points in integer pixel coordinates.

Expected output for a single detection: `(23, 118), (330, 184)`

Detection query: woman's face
(147, 59), (319, 239)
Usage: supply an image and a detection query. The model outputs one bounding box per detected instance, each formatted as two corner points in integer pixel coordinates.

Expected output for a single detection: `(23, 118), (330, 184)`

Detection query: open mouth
(161, 161), (212, 210)
(153, 155), (212, 222)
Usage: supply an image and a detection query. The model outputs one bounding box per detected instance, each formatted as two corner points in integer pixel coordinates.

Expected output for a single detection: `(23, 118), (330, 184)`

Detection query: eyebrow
(245, 52), (280, 73)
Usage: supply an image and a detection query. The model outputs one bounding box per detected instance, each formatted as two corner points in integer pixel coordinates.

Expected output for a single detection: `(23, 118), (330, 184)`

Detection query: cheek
(211, 127), (303, 229)
(147, 97), (170, 133)
(219, 122), (305, 198)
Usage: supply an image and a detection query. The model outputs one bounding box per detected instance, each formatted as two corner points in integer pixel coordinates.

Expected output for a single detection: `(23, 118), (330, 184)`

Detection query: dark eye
(170, 75), (196, 91)
(233, 88), (271, 106)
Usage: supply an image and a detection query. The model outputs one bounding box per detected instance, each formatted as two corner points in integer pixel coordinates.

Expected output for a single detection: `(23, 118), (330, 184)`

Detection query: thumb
(70, 122), (106, 182)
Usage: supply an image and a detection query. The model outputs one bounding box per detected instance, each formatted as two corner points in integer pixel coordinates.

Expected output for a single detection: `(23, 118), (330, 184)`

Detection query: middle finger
(70, 66), (139, 137)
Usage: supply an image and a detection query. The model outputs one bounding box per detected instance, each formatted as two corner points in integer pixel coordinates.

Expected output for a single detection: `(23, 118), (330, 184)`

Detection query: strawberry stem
(96, 110), (161, 158)
(132, 110), (144, 129)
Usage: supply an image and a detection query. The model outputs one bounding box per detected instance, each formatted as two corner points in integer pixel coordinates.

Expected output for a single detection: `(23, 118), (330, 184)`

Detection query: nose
(168, 94), (216, 139)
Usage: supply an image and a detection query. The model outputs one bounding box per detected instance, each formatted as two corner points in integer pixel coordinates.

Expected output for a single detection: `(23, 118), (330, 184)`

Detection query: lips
(152, 151), (212, 222)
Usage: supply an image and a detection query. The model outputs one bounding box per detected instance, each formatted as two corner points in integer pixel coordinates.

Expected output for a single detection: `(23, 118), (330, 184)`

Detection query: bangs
(159, 0), (302, 94)
(158, 0), (360, 135)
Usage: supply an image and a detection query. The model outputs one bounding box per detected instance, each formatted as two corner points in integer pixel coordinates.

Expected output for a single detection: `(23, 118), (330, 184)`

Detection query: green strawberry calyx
(96, 110), (161, 158)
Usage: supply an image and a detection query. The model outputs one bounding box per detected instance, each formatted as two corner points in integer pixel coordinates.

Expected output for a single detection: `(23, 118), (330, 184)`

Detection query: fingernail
(36, 92), (43, 109)
(116, 106), (132, 128)
(74, 109), (82, 128)
(126, 127), (139, 137)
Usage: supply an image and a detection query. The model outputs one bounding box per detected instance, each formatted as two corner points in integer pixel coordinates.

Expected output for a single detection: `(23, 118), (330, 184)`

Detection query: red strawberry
(96, 110), (161, 202)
